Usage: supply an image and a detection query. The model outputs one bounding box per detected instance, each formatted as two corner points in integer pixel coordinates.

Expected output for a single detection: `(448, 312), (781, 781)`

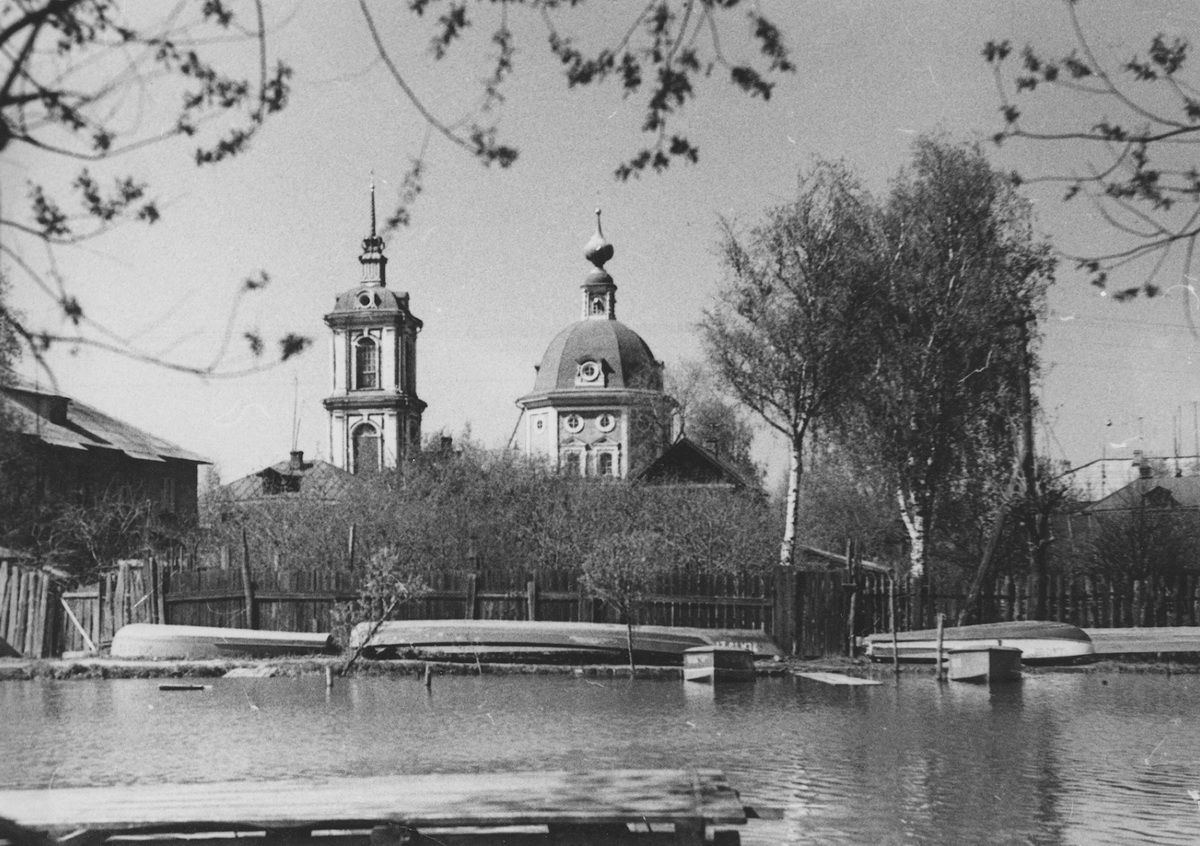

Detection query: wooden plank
(0, 770), (745, 835)
(794, 671), (882, 687)
(0, 562), (10, 638)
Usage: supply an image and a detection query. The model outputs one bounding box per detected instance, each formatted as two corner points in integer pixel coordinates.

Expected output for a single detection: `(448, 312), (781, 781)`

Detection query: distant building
(1, 379), (207, 519)
(221, 450), (354, 503)
(1062, 449), (1200, 503)
(513, 212), (672, 477)
(1084, 473), (1200, 514)
(323, 187), (425, 473)
(636, 436), (749, 489)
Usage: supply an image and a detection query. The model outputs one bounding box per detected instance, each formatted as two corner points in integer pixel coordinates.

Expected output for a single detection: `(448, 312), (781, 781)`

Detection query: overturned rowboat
(864, 620), (1094, 665)
(111, 623), (335, 660)
(349, 619), (782, 665)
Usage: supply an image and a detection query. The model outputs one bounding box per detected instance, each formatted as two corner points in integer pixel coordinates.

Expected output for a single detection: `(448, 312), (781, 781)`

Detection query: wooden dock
(0, 770), (746, 845)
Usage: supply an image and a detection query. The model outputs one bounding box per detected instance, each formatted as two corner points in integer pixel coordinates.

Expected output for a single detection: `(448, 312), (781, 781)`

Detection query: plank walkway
(0, 770), (746, 845)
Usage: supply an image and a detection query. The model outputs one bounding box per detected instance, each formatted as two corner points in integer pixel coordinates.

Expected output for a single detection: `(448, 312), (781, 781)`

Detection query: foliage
(701, 160), (880, 567)
(844, 136), (1055, 578)
(5, 2), (793, 376)
(580, 528), (672, 669)
(369, 0), (795, 225)
(986, 4), (1200, 299)
(2, 1), (301, 375)
(1082, 504), (1200, 581)
(666, 359), (761, 485)
(795, 445), (901, 566)
(202, 438), (777, 592)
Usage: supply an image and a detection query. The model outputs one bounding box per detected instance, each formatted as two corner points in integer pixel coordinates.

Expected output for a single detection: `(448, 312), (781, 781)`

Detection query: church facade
(322, 190), (425, 473)
(513, 213), (673, 478)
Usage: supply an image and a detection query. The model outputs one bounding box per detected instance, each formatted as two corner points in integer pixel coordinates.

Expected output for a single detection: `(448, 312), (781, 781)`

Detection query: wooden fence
(0, 560), (55, 658)
(162, 565), (774, 637)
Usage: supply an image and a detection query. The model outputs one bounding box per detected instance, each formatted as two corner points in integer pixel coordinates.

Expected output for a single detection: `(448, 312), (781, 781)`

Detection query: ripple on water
(5, 673), (1200, 844)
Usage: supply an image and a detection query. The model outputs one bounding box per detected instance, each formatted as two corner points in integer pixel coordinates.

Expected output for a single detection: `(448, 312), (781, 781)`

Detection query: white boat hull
(865, 621), (1094, 665)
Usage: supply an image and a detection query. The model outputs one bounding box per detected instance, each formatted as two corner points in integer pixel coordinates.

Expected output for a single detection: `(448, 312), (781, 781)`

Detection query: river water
(3, 671), (1200, 844)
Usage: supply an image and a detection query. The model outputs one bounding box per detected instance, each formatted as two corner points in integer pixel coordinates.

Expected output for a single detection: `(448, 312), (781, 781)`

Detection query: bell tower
(322, 186), (425, 472)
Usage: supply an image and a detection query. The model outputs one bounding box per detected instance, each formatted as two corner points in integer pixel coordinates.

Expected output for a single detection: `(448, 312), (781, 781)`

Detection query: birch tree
(853, 137), (1054, 578)
(702, 162), (879, 567)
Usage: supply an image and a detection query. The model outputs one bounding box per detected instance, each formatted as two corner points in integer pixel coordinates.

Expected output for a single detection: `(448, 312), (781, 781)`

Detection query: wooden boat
(110, 623), (334, 660)
(863, 620), (1094, 665)
(682, 646), (756, 683)
(947, 646), (1023, 683)
(349, 619), (782, 665)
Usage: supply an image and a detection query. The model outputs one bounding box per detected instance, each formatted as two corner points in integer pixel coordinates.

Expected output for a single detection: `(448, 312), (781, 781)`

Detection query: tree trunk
(625, 619), (635, 673)
(779, 435), (804, 567)
(897, 488), (928, 578)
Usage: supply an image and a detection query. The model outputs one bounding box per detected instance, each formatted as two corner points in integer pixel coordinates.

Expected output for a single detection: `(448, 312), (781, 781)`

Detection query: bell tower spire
(360, 179), (387, 287)
(581, 208), (617, 320)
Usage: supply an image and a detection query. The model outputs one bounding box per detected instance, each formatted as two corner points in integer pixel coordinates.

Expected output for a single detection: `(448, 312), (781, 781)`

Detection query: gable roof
(1, 380), (208, 465)
(1084, 475), (1200, 513)
(636, 436), (748, 488)
(224, 453), (354, 502)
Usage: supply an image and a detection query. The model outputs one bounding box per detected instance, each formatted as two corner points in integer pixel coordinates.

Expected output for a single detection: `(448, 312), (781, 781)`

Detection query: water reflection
(4, 673), (1200, 844)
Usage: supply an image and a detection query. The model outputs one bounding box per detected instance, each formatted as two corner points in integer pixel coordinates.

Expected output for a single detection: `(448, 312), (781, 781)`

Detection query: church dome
(331, 285), (411, 313)
(531, 318), (662, 393)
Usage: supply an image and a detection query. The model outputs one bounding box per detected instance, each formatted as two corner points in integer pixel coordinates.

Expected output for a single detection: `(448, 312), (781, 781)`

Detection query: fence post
(240, 527), (257, 630)
(464, 573), (477, 620)
(526, 578), (538, 622)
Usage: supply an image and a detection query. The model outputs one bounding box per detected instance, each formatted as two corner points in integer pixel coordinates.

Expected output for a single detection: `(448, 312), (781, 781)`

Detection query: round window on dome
(578, 361), (601, 382)
(563, 414), (584, 434)
(596, 413), (616, 433)
(357, 292), (373, 308)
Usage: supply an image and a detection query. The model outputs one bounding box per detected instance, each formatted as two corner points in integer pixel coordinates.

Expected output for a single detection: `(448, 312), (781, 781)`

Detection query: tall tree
(986, 3), (1200, 300)
(702, 161), (879, 567)
(850, 136), (1054, 579)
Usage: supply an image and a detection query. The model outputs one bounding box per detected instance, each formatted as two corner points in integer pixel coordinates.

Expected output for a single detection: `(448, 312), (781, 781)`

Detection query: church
(321, 188), (426, 473)
(231, 200), (743, 492)
(511, 212), (674, 478)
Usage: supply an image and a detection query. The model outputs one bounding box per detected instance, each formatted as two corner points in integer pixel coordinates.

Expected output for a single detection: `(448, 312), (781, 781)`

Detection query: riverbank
(2, 653), (1197, 681)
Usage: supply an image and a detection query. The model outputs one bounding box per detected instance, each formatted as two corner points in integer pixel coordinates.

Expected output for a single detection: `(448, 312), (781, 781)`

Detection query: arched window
(597, 452), (614, 477)
(351, 423), (381, 474)
(355, 337), (379, 390)
(562, 451), (582, 476)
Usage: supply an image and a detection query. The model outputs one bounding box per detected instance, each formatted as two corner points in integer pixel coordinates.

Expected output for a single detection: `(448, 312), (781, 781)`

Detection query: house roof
(223, 453), (354, 502)
(1, 380), (208, 465)
(636, 436), (748, 488)
(1083, 475), (1200, 513)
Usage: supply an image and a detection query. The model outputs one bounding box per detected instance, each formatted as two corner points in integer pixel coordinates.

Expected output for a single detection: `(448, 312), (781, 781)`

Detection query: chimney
(1133, 450), (1151, 479)
(440, 435), (454, 454)
(289, 450), (304, 471)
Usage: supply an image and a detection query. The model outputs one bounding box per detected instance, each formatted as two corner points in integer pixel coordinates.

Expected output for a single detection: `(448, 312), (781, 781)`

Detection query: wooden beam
(0, 770), (745, 837)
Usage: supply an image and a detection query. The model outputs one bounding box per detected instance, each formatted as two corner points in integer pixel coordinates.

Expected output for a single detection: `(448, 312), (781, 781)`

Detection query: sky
(6, 1), (1200, 490)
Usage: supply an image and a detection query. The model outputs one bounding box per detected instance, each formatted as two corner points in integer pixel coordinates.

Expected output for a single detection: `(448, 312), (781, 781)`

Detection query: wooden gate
(0, 560), (57, 658)
(58, 559), (167, 654)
